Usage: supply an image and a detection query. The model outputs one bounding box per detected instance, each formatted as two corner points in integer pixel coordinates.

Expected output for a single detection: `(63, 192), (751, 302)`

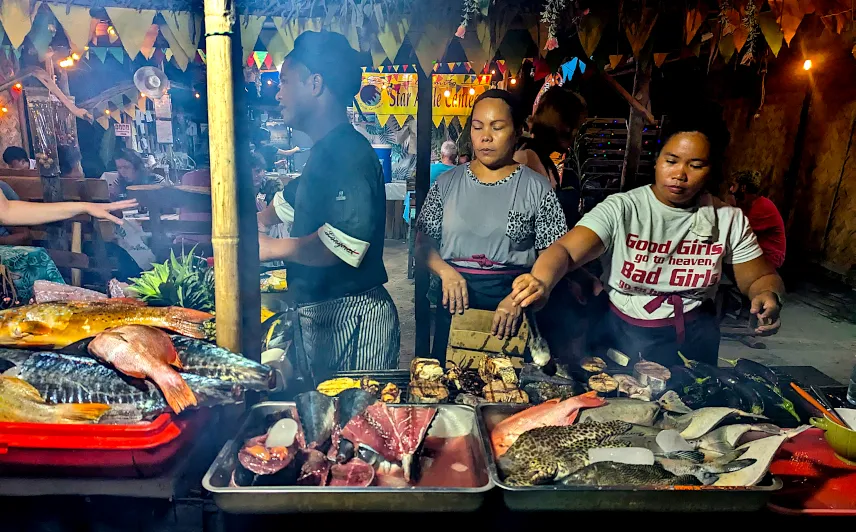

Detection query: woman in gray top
(416, 90), (567, 361)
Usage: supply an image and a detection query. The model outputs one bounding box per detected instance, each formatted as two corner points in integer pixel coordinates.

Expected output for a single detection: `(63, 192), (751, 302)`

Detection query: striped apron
(295, 286), (400, 384)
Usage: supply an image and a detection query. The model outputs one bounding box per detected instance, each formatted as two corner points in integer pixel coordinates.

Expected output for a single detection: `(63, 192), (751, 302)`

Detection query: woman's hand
(85, 199), (138, 225)
(510, 273), (549, 309)
(492, 295), (522, 340)
(440, 269), (469, 314)
(750, 290), (782, 336)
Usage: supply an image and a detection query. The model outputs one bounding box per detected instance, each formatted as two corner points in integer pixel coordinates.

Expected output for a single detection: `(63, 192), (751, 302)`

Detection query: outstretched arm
(0, 192), (138, 226)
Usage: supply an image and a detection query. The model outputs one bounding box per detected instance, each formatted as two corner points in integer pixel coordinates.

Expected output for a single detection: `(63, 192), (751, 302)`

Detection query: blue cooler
(372, 144), (393, 183)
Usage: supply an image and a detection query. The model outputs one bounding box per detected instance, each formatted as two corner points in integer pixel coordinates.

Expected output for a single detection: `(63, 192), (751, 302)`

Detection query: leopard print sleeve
(415, 181), (444, 242)
(534, 189), (568, 250)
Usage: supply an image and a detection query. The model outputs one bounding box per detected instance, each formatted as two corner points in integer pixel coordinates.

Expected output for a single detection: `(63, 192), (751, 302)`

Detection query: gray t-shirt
(0, 181), (19, 236)
(416, 163), (566, 270)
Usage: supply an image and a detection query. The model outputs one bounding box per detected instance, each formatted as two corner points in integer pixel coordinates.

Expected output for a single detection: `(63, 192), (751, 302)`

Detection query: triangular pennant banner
(377, 114), (392, 127)
(96, 116), (111, 129)
(758, 11), (784, 57)
(448, 62), (455, 71)
(460, 22), (490, 74)
(91, 47), (108, 63)
(609, 54), (623, 70)
(139, 24), (159, 60)
(240, 15), (266, 62)
(105, 7), (156, 60)
(378, 19), (410, 63)
(370, 39), (387, 68)
(560, 58), (578, 82)
(28, 6), (58, 60)
(411, 22), (453, 75)
(685, 1), (708, 45)
(108, 47), (124, 64)
(394, 114), (408, 127)
(49, 4), (93, 53)
(533, 57), (550, 80)
(653, 53), (668, 67)
(433, 114), (445, 127)
(577, 14), (604, 58)
(527, 18), (549, 55)
(769, 0), (804, 46)
(0, 0), (35, 49)
(624, 8), (658, 59)
(264, 30), (289, 68)
(158, 19), (190, 70)
(271, 17), (296, 57)
(578, 60), (586, 74)
(719, 33), (736, 63)
(165, 48), (174, 61)
(161, 12), (202, 60)
(253, 51), (268, 69)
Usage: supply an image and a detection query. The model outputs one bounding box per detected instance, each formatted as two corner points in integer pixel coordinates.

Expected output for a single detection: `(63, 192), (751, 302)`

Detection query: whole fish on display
(561, 461), (703, 487)
(0, 301), (212, 348)
(17, 352), (242, 419)
(170, 335), (275, 391)
(578, 397), (661, 426)
(89, 325), (197, 414)
(0, 376), (110, 424)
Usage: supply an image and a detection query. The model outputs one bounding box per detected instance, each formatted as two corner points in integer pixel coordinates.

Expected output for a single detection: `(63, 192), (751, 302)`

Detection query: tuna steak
(341, 403), (436, 482)
(329, 458), (375, 487)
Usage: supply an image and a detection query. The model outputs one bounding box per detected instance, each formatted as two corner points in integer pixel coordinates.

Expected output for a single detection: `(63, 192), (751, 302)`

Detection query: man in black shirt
(257, 31), (399, 380)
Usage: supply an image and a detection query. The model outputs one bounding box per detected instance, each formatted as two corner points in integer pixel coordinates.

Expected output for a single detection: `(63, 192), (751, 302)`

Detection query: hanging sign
(113, 123), (132, 137)
(355, 72), (491, 125)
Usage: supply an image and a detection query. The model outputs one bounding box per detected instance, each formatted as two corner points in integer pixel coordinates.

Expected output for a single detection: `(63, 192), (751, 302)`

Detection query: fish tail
(54, 403), (111, 423)
(154, 371), (198, 414)
(663, 450), (705, 463)
(163, 308), (213, 339)
(703, 458), (756, 475)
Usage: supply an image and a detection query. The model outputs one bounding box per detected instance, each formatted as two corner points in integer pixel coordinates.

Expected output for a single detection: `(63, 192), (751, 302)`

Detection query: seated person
(57, 145), (84, 178)
(728, 170), (786, 270)
(2, 146), (33, 170)
(108, 149), (167, 200)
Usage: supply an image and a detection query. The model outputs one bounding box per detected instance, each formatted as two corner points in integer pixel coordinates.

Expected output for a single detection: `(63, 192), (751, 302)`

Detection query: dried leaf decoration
(757, 11), (784, 56)
(685, 1), (709, 45)
(624, 8), (658, 58)
(653, 53), (668, 67)
(768, 0), (806, 45)
(578, 13), (605, 57)
(608, 54), (624, 70)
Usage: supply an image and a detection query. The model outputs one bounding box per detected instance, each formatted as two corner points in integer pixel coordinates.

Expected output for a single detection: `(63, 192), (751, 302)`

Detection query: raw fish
(239, 434), (294, 475)
(562, 462), (702, 487)
(579, 398), (661, 426)
(490, 391), (605, 457)
(688, 423), (781, 455)
(0, 376), (109, 424)
(89, 325), (196, 414)
(659, 407), (769, 439)
(329, 459), (375, 487)
(337, 388), (376, 425)
(294, 391), (335, 448)
(341, 403), (436, 482)
(0, 301), (212, 348)
(17, 352), (241, 419)
(713, 427), (809, 486)
(33, 281), (108, 303)
(170, 335), (274, 391)
(657, 390), (692, 413)
(297, 449), (330, 486)
(657, 449), (756, 485)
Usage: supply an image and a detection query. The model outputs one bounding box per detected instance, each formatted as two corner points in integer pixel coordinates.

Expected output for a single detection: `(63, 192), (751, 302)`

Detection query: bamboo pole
(204, 0), (261, 360)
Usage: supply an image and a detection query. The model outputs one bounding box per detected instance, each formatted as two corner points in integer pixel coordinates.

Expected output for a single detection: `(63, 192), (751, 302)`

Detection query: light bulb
(71, 53), (80, 60)
(510, 78), (517, 85)
(107, 26), (116, 36)
(803, 59), (812, 70)
(1, 107), (7, 113)
(443, 89), (451, 98)
(105, 109), (111, 115)
(14, 83), (22, 90)
(491, 69), (496, 75)
(468, 88), (475, 95)
(195, 92), (201, 98)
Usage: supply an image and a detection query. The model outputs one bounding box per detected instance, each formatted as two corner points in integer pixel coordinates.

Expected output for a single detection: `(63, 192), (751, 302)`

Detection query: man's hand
(510, 273), (549, 309)
(85, 199), (138, 225)
(440, 269), (468, 314)
(750, 290), (782, 336)
(491, 295), (522, 340)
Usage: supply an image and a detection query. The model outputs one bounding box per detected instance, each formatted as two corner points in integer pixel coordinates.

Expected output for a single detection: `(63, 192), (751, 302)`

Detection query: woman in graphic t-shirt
(509, 105), (784, 366)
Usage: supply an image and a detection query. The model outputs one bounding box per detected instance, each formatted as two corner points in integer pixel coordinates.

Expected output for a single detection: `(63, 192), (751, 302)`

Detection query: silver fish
(688, 423), (782, 455)
(658, 407), (769, 439)
(714, 426), (809, 487)
(579, 398), (661, 426)
(17, 352), (242, 419)
(170, 335), (274, 391)
(657, 390), (692, 414)
(656, 449), (756, 486)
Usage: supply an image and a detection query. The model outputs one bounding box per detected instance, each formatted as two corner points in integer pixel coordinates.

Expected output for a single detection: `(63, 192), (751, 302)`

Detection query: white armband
(317, 223), (370, 268)
(272, 191), (295, 224)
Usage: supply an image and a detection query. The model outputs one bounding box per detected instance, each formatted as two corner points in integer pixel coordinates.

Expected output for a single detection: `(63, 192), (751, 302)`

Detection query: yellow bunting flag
(460, 22), (490, 74)
(433, 114), (445, 127)
(411, 23), (453, 75)
(105, 7), (156, 60)
(271, 17), (296, 55)
(718, 33), (736, 63)
(653, 53), (668, 67)
(264, 30), (289, 68)
(240, 15), (266, 62)
(608, 54), (623, 70)
(48, 4), (93, 53)
(685, 1), (708, 45)
(0, 0), (35, 49)
(378, 19), (410, 63)
(758, 11), (784, 57)
(159, 21), (190, 71)
(578, 14), (604, 57)
(140, 24), (159, 60)
(161, 12), (202, 60)
(377, 114), (392, 127)
(624, 8), (658, 59)
(96, 116), (111, 129)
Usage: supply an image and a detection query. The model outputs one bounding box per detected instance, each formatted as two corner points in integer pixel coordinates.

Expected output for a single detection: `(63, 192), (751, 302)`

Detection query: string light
(490, 69), (496, 75)
(803, 59), (812, 70)
(266, 80), (273, 85)
(453, 99), (459, 105)
(14, 83), (22, 90)
(443, 89), (451, 98)
(107, 26), (116, 36)
(509, 77), (517, 85)
(140, 92), (146, 98)
(104, 109), (111, 115)
(468, 88), (475, 95)
(195, 92), (201, 98)
(58, 57), (74, 68)
(1, 107), (7, 113)
(71, 53), (80, 60)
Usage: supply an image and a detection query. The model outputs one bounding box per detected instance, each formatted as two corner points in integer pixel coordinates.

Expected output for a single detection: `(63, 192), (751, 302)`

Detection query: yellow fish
(0, 376), (109, 424)
(0, 301), (213, 348)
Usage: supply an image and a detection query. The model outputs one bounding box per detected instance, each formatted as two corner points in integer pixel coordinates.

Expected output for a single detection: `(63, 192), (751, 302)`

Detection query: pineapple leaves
(128, 246), (215, 312)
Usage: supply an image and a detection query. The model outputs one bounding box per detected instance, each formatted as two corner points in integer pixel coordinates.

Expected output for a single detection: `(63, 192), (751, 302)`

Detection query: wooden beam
(204, 0), (261, 361)
(620, 55), (653, 191)
(599, 70), (656, 126)
(414, 64), (432, 357)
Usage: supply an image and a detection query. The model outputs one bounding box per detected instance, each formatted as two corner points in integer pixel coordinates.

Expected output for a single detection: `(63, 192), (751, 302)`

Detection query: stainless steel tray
(477, 403), (783, 512)
(203, 401), (493, 513)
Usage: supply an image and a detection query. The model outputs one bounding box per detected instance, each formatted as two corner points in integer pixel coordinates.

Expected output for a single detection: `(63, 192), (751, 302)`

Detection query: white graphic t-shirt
(578, 186), (763, 320)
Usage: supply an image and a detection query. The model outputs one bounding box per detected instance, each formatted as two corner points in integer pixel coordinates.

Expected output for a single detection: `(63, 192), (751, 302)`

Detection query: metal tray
(203, 401), (493, 513)
(476, 403), (783, 512)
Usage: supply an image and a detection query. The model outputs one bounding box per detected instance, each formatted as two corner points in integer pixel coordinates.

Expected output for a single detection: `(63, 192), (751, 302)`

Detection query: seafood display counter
(477, 403), (783, 512)
(204, 401), (493, 513)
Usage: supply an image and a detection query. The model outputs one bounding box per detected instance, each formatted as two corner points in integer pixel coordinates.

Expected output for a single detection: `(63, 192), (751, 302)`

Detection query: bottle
(848, 362), (856, 406)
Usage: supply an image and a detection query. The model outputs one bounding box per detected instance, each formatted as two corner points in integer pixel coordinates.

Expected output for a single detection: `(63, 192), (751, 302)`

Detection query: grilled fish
(170, 335), (274, 391)
(17, 352), (241, 419)
(89, 326), (197, 414)
(0, 301), (212, 348)
(0, 376), (109, 424)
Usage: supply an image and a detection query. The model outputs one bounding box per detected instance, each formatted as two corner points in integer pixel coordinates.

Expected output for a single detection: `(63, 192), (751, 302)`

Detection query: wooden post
(620, 55), (652, 191)
(414, 65), (432, 356)
(204, 0), (261, 361)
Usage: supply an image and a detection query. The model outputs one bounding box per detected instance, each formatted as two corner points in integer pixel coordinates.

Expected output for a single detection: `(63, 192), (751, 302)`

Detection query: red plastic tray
(0, 410), (209, 478)
(768, 428), (856, 515)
